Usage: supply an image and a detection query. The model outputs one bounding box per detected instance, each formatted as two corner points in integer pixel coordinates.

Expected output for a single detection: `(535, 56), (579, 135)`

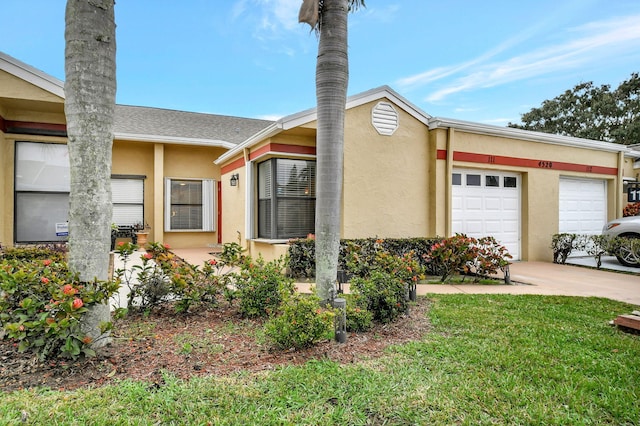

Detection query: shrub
(623, 202), (640, 217)
(114, 241), (228, 314)
(218, 241), (246, 266)
(424, 234), (478, 282)
(263, 293), (334, 350)
(0, 252), (118, 360)
(287, 237), (441, 279)
(1, 244), (67, 262)
(350, 270), (407, 324)
(287, 237), (315, 278)
(550, 233), (578, 264)
(582, 235), (612, 269)
(469, 236), (512, 279)
(229, 255), (295, 318)
(343, 293), (373, 332)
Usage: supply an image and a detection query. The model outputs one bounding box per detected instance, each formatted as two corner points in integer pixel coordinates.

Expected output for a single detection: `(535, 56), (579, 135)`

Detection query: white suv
(602, 216), (640, 267)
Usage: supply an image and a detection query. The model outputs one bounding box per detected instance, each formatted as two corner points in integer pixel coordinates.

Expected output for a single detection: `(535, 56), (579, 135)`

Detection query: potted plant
(133, 222), (151, 247)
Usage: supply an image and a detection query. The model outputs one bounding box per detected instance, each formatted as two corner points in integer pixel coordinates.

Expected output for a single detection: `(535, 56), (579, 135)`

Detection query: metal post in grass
(333, 297), (347, 343)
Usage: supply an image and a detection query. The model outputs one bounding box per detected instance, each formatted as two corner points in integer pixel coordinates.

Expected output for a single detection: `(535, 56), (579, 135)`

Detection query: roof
(215, 85), (430, 164)
(0, 51), (64, 98)
(1, 51), (633, 156)
(429, 117), (634, 155)
(114, 105), (274, 149)
(216, 84), (632, 164)
(1, 51), (274, 148)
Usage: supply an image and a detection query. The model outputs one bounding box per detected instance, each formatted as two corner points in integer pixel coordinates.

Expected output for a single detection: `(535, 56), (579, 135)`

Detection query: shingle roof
(114, 105), (274, 147)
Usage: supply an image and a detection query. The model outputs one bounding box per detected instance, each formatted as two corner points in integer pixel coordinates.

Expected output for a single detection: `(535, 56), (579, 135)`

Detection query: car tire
(615, 234), (640, 268)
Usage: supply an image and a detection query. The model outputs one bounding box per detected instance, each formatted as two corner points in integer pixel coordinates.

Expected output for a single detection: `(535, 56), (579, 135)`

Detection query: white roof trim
(0, 51), (64, 98)
(215, 122), (284, 164)
(215, 85), (432, 165)
(115, 132), (236, 149)
(429, 116), (633, 154)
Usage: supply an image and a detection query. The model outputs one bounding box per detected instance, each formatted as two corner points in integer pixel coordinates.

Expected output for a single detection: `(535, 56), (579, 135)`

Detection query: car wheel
(615, 234), (640, 267)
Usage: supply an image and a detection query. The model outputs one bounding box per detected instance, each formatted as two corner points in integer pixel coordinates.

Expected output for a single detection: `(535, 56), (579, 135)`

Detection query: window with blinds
(111, 177), (144, 226)
(15, 142), (70, 242)
(164, 178), (215, 232)
(257, 158), (315, 239)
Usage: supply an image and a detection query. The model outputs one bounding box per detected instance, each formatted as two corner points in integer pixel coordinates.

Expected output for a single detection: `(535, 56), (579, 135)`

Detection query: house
(1, 51), (637, 263)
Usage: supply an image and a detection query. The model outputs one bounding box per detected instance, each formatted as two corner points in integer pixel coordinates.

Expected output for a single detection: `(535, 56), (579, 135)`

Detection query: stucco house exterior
(1, 51), (637, 263)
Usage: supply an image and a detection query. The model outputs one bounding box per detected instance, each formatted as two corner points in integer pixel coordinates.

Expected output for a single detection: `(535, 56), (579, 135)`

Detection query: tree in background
(509, 72), (639, 145)
(299, 0), (365, 304)
(64, 0), (116, 346)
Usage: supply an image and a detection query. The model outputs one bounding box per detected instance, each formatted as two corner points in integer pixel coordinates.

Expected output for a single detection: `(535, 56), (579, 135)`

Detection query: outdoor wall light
(230, 173), (239, 187)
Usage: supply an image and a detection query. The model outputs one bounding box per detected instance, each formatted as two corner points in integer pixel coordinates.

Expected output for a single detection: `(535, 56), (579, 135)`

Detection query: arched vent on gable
(371, 102), (399, 136)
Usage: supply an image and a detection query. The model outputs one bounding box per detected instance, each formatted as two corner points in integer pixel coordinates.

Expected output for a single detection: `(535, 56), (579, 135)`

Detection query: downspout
(445, 127), (455, 237)
(617, 151), (625, 216)
(243, 147), (252, 252)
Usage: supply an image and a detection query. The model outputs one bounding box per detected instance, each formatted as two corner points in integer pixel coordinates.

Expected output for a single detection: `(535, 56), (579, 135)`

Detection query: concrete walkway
(168, 248), (640, 306)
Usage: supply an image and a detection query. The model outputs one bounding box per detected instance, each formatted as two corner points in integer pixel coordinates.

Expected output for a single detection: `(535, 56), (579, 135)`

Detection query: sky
(2, 0), (640, 126)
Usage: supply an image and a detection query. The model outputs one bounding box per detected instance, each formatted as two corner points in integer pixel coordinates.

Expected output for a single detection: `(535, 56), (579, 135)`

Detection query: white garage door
(452, 169), (521, 260)
(559, 177), (606, 235)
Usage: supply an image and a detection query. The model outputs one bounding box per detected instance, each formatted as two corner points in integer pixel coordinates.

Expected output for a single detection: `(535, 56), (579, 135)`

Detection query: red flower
(117, 241), (125, 247)
(72, 298), (84, 310)
(82, 336), (93, 344)
(163, 244), (170, 249)
(41, 277), (50, 284)
(143, 253), (153, 260)
(208, 259), (217, 266)
(43, 259), (52, 267)
(62, 284), (77, 296)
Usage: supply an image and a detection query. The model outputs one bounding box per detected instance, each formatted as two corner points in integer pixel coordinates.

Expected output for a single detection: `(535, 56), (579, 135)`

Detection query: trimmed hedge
(288, 237), (442, 279)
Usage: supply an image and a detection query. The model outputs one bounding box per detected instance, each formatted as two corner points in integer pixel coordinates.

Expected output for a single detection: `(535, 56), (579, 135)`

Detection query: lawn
(1, 294), (638, 425)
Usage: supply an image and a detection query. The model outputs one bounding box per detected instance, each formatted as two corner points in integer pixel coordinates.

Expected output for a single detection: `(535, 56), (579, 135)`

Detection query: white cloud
(398, 14), (640, 103)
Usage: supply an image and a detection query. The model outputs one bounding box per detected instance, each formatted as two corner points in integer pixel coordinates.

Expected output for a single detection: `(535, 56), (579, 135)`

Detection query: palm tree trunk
(64, 0), (116, 347)
(314, 0), (349, 303)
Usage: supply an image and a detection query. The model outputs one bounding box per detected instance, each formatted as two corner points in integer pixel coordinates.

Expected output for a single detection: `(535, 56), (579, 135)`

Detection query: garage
(559, 177), (607, 235)
(451, 169), (521, 260)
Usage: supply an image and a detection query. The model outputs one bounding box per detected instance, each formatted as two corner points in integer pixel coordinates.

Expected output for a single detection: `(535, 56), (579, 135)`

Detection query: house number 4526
(538, 161), (553, 168)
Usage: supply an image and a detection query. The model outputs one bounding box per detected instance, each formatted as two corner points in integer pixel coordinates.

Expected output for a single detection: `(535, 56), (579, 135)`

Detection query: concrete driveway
(419, 261), (640, 306)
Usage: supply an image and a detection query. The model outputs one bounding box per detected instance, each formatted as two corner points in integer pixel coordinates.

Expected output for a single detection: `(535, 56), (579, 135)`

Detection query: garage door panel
(465, 220), (484, 234)
(465, 197), (482, 211)
(502, 220), (519, 232)
(484, 197), (502, 210)
(484, 220), (502, 233)
(452, 195), (463, 209)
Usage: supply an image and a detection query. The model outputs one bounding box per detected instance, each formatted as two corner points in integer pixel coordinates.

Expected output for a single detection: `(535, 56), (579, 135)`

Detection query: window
(466, 174), (481, 186)
(486, 175), (500, 187)
(15, 142), (70, 242)
(452, 173), (461, 185)
(111, 177), (144, 226)
(257, 158), (315, 239)
(164, 178), (216, 231)
(504, 177), (517, 188)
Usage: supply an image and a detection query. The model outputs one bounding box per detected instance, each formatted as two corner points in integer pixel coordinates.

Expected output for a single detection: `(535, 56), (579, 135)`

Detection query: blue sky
(2, 0), (639, 125)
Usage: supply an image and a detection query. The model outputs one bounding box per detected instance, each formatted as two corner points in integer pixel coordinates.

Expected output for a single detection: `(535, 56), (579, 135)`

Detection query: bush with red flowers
(623, 202), (640, 217)
(114, 241), (230, 314)
(0, 247), (118, 360)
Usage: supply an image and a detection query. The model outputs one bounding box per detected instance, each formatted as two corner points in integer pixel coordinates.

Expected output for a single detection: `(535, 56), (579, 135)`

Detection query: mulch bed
(1, 298), (432, 393)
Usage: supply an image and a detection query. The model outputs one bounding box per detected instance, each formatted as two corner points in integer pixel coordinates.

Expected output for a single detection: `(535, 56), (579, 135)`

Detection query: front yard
(1, 294), (638, 425)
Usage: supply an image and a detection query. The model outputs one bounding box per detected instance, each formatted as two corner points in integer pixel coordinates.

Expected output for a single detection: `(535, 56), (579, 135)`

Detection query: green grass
(1, 294), (638, 425)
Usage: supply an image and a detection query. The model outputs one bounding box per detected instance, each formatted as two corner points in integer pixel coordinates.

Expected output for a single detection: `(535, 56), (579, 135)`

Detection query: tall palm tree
(64, 0), (116, 346)
(299, 0), (364, 303)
